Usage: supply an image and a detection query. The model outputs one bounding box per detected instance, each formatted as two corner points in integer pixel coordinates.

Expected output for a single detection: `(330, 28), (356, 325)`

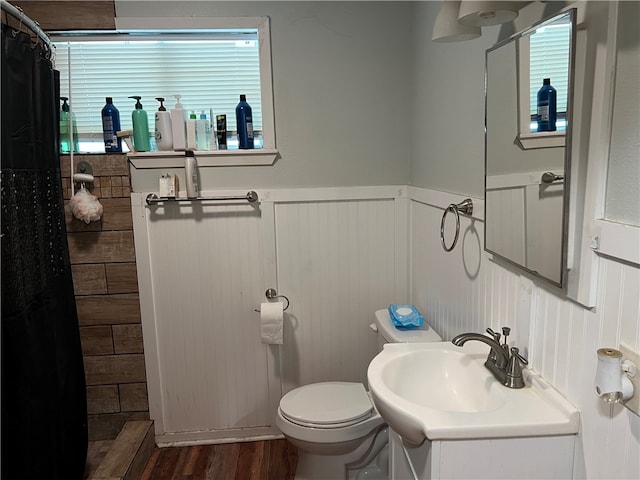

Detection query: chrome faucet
(452, 328), (528, 389)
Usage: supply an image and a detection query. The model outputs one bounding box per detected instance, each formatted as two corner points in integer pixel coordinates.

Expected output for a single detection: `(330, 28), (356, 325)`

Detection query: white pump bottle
(171, 94), (187, 150)
(154, 97), (173, 151)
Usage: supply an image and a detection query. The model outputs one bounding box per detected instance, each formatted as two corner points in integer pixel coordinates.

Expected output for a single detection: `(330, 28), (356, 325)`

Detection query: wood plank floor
(140, 439), (298, 480)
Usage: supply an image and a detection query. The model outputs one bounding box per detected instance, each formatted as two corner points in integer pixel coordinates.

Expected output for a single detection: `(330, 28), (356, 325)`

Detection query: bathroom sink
(379, 347), (507, 413)
(367, 342), (579, 444)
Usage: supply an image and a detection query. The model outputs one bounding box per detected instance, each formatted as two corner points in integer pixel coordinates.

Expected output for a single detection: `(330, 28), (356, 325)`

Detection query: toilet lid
(279, 382), (373, 427)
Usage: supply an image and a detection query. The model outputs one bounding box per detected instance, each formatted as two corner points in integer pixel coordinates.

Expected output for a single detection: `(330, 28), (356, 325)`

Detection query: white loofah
(68, 186), (103, 224)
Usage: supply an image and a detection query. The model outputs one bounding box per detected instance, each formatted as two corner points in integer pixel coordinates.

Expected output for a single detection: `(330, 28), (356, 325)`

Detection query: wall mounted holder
(440, 198), (473, 252)
(595, 345), (638, 416)
(254, 288), (290, 312)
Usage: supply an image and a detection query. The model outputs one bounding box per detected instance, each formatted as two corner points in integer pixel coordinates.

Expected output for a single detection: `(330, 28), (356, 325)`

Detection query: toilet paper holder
(254, 288), (290, 312)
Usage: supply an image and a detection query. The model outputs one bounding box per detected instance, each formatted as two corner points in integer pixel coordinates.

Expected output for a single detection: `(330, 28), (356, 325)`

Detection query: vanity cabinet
(389, 429), (576, 479)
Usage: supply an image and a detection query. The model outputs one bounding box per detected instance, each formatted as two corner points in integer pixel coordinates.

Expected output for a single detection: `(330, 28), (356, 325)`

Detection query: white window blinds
(53, 32), (262, 137)
(529, 21), (571, 117)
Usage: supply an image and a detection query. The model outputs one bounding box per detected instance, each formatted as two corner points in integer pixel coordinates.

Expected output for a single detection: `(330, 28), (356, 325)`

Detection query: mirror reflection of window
(528, 17), (571, 132)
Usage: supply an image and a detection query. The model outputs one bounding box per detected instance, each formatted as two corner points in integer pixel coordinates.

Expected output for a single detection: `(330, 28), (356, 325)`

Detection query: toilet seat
(279, 382), (373, 428)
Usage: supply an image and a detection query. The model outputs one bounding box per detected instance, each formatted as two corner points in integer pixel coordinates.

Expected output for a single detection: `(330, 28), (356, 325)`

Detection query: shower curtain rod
(1, 0), (52, 50)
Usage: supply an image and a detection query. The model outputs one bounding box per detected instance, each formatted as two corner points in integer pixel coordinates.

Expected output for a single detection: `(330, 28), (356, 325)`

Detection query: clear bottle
(101, 97), (122, 153)
(170, 94), (186, 150)
(196, 111), (211, 150)
(60, 96), (80, 154)
(186, 111), (197, 149)
(128, 96), (151, 151)
(235, 94), (254, 149)
(536, 78), (557, 132)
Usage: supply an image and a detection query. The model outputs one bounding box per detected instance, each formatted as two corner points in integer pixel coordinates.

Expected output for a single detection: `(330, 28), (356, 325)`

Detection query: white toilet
(276, 309), (442, 480)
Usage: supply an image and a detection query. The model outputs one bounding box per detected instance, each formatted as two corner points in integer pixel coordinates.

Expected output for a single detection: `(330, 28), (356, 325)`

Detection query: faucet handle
(486, 327), (501, 342)
(484, 328), (501, 363)
(505, 347), (528, 389)
(510, 347), (528, 365)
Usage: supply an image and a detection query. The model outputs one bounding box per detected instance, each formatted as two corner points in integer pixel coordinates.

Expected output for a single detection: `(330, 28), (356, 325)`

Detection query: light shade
(458, 1), (521, 27)
(432, 0), (481, 43)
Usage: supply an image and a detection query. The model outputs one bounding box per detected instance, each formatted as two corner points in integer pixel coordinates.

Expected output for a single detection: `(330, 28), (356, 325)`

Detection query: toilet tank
(374, 309), (442, 350)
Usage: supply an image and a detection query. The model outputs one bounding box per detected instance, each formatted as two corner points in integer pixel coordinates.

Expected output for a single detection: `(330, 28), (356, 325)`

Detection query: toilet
(276, 308), (442, 480)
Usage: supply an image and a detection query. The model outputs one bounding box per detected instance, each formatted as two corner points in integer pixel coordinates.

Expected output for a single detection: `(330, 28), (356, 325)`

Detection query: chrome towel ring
(440, 198), (473, 252)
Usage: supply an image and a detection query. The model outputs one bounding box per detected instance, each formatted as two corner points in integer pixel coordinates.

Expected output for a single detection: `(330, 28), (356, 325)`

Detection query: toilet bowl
(277, 309), (442, 480)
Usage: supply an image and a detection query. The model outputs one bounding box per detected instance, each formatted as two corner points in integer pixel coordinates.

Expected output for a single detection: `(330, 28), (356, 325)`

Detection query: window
(528, 16), (571, 132)
(51, 16), (275, 157)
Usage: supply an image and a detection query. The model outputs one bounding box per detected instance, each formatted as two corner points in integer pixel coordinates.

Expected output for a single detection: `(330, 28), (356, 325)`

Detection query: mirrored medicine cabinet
(485, 9), (576, 288)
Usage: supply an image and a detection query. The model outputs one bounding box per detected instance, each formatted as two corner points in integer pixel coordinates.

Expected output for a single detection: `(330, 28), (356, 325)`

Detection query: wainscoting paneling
(133, 198), (279, 444)
(409, 191), (639, 480)
(132, 185), (637, 477)
(132, 187), (405, 444)
(275, 198), (398, 393)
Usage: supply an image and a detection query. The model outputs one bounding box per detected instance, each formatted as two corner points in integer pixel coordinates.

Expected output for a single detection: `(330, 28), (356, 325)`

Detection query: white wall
(115, 1), (413, 189)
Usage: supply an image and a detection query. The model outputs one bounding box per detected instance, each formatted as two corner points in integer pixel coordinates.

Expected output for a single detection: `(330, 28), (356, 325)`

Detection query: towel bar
(145, 191), (258, 205)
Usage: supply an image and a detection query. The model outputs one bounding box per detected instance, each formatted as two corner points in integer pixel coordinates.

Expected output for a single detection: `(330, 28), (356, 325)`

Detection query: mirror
(485, 9), (576, 288)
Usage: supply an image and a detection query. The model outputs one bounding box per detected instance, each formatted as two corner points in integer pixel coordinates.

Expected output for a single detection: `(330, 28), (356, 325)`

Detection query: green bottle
(129, 96), (151, 152)
(59, 96), (80, 153)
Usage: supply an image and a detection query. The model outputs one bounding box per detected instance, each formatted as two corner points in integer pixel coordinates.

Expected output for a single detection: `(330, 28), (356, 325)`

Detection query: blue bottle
(101, 97), (122, 153)
(536, 78), (557, 132)
(235, 94), (254, 149)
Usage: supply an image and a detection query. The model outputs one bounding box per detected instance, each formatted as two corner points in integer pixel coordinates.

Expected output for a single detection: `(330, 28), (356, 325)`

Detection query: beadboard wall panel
(410, 197), (494, 340)
(133, 198), (280, 444)
(274, 199), (398, 393)
(132, 185), (637, 475)
(409, 191), (639, 480)
(133, 188), (403, 444)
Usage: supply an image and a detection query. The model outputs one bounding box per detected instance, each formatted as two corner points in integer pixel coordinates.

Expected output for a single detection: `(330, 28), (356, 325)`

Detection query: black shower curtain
(1, 23), (87, 479)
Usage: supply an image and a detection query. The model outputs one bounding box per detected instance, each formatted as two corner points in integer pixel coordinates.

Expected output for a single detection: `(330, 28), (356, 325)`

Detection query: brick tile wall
(61, 154), (150, 441)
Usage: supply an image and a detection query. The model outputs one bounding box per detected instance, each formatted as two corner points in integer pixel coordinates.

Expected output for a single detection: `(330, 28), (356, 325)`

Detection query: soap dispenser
(154, 97), (173, 151)
(60, 96), (80, 154)
(170, 94), (186, 150)
(129, 96), (151, 152)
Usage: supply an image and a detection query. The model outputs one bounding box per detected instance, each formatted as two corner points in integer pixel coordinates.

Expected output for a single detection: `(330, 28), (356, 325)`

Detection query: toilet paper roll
(260, 301), (283, 345)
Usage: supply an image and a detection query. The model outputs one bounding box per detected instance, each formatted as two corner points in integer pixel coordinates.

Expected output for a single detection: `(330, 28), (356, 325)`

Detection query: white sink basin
(367, 342), (580, 444)
(380, 347), (507, 413)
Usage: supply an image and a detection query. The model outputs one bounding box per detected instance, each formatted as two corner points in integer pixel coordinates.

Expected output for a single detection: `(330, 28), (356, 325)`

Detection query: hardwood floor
(140, 439), (298, 480)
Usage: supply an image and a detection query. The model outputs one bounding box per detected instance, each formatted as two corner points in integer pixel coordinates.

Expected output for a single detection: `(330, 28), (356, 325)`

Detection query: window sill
(515, 131), (565, 150)
(128, 149), (279, 169)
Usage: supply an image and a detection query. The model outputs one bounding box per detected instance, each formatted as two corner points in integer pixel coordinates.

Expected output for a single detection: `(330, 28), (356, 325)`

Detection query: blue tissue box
(388, 304), (424, 329)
